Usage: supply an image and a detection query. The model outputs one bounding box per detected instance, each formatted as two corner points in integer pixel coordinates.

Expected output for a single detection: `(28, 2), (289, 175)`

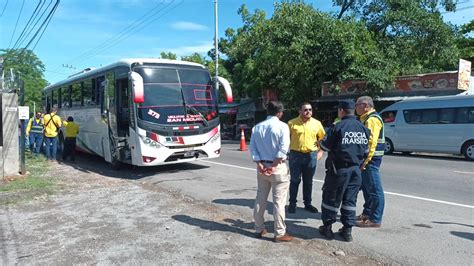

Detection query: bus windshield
(134, 66), (218, 126)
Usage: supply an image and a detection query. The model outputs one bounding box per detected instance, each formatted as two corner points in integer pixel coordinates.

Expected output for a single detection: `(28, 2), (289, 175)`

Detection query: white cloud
(165, 42), (214, 56)
(171, 21), (209, 31)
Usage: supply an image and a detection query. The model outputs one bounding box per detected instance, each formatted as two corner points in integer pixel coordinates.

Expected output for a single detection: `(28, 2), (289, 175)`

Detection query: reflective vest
(361, 112), (385, 157)
(30, 118), (44, 134)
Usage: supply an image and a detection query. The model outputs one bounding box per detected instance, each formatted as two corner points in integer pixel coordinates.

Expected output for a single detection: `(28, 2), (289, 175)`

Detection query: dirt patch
(1, 161), (380, 264)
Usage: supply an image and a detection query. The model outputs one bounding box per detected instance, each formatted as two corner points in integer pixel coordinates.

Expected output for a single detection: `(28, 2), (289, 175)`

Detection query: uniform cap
(338, 99), (355, 109)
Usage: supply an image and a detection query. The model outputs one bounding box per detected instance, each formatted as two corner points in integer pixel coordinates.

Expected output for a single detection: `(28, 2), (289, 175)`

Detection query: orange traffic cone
(239, 128), (248, 151)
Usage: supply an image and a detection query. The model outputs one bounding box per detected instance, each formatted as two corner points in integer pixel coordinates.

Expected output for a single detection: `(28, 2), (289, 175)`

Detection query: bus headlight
(140, 136), (163, 149)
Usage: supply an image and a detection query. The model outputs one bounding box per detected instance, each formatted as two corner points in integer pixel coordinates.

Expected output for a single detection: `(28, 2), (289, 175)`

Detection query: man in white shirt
(249, 101), (293, 242)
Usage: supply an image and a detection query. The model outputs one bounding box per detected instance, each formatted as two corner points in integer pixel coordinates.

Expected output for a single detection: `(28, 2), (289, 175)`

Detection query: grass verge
(0, 152), (56, 205)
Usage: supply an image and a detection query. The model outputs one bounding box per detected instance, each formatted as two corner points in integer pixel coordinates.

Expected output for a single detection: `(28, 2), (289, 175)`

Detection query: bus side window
(97, 76), (106, 114)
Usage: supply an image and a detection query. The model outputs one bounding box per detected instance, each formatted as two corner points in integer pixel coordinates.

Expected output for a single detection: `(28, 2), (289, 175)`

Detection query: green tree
(0, 49), (48, 114)
(457, 20), (474, 62)
(220, 2), (392, 106)
(181, 52), (207, 65)
(333, 0), (460, 74)
(159, 51), (177, 60)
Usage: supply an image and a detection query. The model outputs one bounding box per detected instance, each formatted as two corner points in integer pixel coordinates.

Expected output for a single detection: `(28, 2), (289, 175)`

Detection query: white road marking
(453, 171), (474, 175)
(201, 160), (474, 209)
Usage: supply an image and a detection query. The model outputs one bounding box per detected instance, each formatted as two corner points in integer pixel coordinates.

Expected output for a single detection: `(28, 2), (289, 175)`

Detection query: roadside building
(314, 70), (474, 127)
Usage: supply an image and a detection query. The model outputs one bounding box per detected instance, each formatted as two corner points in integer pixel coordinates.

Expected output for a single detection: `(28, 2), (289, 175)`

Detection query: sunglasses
(303, 108), (312, 112)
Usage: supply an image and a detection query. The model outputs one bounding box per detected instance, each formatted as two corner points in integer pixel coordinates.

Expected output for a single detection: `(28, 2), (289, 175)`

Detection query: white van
(380, 95), (474, 160)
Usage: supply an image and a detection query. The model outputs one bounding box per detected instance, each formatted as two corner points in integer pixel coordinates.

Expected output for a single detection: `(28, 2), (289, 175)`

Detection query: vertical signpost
(458, 59), (471, 91)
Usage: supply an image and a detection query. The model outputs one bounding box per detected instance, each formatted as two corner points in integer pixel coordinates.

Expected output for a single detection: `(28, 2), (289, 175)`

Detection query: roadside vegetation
(0, 152), (56, 205)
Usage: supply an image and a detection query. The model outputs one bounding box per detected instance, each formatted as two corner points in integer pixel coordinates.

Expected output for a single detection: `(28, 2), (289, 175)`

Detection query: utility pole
(0, 57), (3, 91)
(214, 0), (219, 93)
(19, 78), (26, 175)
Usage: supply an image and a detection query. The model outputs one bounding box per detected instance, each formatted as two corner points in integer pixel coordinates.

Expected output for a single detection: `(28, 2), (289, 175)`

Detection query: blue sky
(0, 0), (472, 84)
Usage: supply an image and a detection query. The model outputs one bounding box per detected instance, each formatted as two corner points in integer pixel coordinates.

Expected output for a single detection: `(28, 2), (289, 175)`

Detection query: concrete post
(1, 93), (20, 179)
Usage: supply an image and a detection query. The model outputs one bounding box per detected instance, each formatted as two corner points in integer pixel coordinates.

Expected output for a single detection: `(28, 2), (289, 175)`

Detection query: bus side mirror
(216, 76), (233, 103)
(129, 72), (144, 104)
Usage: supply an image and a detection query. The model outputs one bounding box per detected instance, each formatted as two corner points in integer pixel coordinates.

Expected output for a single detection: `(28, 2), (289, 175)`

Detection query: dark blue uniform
(320, 115), (370, 229)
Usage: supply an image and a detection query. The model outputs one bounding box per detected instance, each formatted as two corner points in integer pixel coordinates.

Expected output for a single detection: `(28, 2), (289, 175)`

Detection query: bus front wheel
(462, 140), (474, 161)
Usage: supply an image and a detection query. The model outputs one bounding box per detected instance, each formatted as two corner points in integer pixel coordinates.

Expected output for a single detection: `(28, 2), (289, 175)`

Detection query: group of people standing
(25, 107), (79, 162)
(249, 96), (385, 243)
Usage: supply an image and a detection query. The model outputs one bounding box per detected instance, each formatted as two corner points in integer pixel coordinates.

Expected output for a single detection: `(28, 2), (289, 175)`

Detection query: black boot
(339, 226), (353, 242)
(318, 224), (334, 240)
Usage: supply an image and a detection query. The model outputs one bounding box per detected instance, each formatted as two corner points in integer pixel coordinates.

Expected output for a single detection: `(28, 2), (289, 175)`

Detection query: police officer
(318, 100), (370, 242)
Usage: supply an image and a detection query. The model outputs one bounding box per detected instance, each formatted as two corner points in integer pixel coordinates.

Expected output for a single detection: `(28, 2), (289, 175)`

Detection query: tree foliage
(220, 2), (393, 106)
(333, 0), (460, 74)
(0, 49), (48, 114)
(159, 51), (177, 60)
(457, 20), (474, 62)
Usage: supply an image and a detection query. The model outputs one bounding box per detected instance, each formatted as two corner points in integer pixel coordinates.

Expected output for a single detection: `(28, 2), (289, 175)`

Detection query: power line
(0, 0), (8, 18)
(31, 0), (59, 51)
(12, 0), (45, 49)
(73, 0), (185, 65)
(8, 0), (25, 48)
(8, 0), (43, 48)
(68, 0), (171, 64)
(15, 0), (52, 49)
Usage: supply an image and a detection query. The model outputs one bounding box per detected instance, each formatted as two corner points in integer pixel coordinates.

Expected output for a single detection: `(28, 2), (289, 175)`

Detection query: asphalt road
(123, 141), (473, 265)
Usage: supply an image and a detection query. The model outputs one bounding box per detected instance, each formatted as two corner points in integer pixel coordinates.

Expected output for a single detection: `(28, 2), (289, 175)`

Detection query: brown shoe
(274, 233), (293, 242)
(356, 214), (369, 221)
(356, 219), (381, 228)
(255, 229), (268, 239)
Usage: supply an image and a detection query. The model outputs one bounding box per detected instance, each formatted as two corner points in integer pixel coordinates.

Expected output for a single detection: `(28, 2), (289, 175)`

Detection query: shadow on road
(172, 214), (330, 241)
(212, 198), (322, 220)
(432, 221), (474, 228)
(450, 231), (474, 241)
(58, 152), (209, 180)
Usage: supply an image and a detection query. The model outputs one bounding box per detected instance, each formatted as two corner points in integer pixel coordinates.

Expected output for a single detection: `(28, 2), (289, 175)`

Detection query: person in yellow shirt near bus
(62, 116), (80, 162)
(26, 112), (44, 156)
(287, 102), (326, 214)
(43, 107), (62, 161)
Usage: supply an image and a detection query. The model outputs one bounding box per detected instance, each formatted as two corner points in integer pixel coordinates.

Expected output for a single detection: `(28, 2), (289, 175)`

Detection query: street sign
(18, 106), (29, 119)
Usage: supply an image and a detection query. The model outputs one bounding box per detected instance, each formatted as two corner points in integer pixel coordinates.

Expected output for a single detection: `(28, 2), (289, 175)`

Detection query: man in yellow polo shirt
(288, 102), (326, 213)
(43, 107), (62, 161)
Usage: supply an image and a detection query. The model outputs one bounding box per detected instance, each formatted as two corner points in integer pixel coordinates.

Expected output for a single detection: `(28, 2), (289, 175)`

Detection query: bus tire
(385, 138), (394, 155)
(461, 140), (474, 161)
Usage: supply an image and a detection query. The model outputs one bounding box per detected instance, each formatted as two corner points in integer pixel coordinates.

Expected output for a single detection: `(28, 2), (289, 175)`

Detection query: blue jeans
(289, 150), (317, 206)
(361, 163), (385, 224)
(29, 133), (44, 155)
(44, 136), (58, 160)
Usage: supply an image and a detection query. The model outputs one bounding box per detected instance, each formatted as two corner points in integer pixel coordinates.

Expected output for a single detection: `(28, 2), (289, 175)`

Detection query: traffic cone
(239, 128), (248, 151)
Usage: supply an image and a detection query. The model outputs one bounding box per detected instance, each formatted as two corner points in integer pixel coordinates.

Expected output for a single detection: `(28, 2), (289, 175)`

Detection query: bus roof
(44, 58), (206, 91)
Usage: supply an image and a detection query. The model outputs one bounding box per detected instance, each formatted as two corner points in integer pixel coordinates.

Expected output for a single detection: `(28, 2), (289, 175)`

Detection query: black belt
(334, 161), (358, 169)
(261, 160), (285, 164)
(290, 150), (315, 154)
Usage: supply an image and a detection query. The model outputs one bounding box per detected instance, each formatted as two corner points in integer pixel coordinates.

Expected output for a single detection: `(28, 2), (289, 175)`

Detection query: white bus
(380, 95), (474, 160)
(43, 58), (233, 168)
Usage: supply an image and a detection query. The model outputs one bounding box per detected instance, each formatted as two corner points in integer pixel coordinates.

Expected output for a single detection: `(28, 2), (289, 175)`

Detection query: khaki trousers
(253, 162), (290, 237)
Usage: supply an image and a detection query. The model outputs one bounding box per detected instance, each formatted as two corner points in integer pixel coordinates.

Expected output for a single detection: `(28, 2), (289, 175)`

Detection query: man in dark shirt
(318, 100), (370, 242)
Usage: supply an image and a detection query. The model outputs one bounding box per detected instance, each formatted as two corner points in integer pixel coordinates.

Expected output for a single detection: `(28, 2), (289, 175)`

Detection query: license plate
(184, 151), (195, 157)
